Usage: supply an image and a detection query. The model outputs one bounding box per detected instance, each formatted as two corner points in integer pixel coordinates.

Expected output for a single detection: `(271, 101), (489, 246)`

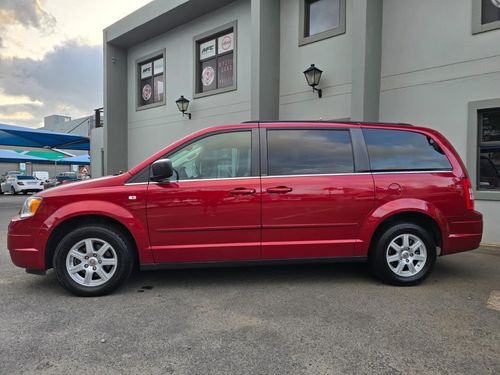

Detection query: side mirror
(151, 159), (173, 182)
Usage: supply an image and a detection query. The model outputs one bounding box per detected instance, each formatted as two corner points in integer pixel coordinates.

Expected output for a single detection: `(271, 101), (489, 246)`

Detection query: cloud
(0, 0), (56, 47)
(0, 40), (103, 127)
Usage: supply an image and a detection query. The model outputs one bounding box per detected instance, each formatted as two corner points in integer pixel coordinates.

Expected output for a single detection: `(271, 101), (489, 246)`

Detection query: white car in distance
(0, 175), (44, 195)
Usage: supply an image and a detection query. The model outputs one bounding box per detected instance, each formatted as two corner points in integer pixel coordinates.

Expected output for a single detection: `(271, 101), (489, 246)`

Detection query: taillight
(462, 177), (474, 210)
(17, 182), (24, 186)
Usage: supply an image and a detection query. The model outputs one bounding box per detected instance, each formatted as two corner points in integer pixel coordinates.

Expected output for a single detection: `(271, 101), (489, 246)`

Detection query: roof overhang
(104, 0), (237, 48)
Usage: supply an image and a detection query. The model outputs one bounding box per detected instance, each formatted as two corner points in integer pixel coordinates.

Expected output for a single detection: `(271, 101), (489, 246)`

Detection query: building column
(250, 0), (280, 121)
(350, 0), (383, 122)
(103, 41), (128, 175)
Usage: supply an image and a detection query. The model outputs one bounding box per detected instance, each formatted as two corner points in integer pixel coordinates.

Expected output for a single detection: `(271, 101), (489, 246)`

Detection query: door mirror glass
(151, 159), (173, 182)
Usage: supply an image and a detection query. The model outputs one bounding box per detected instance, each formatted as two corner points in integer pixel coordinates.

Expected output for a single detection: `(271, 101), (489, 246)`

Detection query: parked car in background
(56, 172), (78, 185)
(1, 175), (44, 195)
(0, 171), (23, 183)
(7, 122), (482, 296)
(32, 171), (50, 183)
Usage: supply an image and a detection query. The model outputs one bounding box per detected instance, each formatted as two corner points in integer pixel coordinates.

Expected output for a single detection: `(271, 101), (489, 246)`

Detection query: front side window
(137, 53), (165, 109)
(299, 0), (346, 46)
(472, 0), (500, 33)
(363, 129), (452, 172)
(169, 131), (251, 180)
(267, 129), (354, 176)
(195, 24), (236, 97)
(478, 108), (500, 190)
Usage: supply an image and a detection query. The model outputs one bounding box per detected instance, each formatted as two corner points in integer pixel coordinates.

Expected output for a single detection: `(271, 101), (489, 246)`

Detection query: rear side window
(267, 129), (354, 176)
(362, 129), (452, 172)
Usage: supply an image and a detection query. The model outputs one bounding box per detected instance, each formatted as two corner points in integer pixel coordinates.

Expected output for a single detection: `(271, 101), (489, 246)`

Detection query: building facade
(103, 0), (500, 245)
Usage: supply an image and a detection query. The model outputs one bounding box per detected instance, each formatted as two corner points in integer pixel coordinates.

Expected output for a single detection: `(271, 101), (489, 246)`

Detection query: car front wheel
(370, 223), (436, 286)
(53, 225), (134, 296)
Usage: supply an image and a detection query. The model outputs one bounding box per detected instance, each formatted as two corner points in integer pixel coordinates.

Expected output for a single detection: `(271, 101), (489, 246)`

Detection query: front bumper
(8, 216), (45, 270)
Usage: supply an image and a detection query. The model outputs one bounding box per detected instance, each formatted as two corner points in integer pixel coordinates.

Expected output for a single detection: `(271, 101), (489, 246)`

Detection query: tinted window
(169, 131), (251, 180)
(17, 176), (36, 180)
(481, 0), (500, 25)
(478, 108), (500, 190)
(267, 129), (354, 176)
(363, 129), (452, 172)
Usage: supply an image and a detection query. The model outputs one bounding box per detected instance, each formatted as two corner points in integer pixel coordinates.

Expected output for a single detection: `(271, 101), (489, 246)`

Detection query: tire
(369, 222), (436, 286)
(10, 186), (16, 195)
(53, 225), (134, 296)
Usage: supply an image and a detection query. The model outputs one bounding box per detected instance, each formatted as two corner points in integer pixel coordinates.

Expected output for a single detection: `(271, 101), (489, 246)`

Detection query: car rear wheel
(370, 223), (436, 286)
(53, 225), (134, 296)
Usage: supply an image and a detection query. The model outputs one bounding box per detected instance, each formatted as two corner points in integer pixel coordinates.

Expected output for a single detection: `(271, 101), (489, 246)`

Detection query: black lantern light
(175, 95), (192, 119)
(303, 64), (323, 98)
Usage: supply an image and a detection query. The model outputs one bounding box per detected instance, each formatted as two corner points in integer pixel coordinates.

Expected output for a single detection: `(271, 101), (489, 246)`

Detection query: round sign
(201, 66), (215, 87)
(492, 0), (500, 8)
(142, 84), (152, 101)
(221, 35), (232, 51)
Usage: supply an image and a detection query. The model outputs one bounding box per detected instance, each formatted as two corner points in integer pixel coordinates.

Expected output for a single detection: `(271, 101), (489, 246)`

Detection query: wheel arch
(366, 211), (442, 260)
(45, 214), (140, 270)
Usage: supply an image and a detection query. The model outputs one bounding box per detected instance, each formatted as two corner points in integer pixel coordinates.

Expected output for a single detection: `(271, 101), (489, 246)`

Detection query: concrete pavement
(0, 194), (499, 374)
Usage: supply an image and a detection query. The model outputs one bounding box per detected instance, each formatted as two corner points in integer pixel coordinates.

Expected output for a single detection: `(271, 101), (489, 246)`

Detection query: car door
(260, 126), (374, 259)
(147, 128), (261, 263)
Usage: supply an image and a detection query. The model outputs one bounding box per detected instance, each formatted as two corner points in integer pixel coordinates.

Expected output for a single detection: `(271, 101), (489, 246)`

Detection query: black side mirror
(151, 159), (173, 182)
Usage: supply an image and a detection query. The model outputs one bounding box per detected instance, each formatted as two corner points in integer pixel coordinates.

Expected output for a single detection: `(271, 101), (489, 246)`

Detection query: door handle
(229, 187), (256, 195)
(266, 186), (293, 194)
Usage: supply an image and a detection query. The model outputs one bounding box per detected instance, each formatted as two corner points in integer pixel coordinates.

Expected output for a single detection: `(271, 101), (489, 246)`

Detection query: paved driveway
(0, 194), (499, 374)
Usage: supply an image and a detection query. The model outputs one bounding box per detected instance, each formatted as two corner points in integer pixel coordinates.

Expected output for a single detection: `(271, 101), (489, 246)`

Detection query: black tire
(369, 222), (436, 286)
(10, 186), (16, 195)
(53, 225), (134, 296)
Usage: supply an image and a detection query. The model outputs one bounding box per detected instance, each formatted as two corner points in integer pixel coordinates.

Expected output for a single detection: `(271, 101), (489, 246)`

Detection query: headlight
(20, 197), (43, 218)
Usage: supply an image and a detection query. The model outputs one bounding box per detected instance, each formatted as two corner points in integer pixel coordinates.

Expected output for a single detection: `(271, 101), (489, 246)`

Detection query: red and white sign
(201, 66), (215, 87)
(142, 83), (152, 101)
(218, 32), (234, 53)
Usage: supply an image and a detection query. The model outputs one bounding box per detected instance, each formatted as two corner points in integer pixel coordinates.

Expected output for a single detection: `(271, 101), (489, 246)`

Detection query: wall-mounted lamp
(303, 64), (323, 98)
(175, 95), (192, 119)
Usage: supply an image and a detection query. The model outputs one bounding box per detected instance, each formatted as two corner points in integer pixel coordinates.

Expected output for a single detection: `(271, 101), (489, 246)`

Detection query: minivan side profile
(7, 122), (483, 296)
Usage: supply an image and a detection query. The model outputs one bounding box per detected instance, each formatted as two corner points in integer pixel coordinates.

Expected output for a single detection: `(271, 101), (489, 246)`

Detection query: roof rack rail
(241, 120), (414, 126)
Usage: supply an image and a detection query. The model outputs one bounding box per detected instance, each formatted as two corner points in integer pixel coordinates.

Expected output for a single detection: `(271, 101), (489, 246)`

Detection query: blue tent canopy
(0, 149), (54, 164)
(58, 154), (90, 165)
(0, 123), (89, 151)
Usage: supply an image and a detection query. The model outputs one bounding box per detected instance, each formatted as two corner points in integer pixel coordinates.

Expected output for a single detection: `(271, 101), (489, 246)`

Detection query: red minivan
(8, 122), (483, 296)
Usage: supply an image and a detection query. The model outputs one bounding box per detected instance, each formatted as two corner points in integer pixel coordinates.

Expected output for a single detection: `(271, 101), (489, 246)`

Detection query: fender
(38, 200), (153, 264)
(355, 198), (449, 256)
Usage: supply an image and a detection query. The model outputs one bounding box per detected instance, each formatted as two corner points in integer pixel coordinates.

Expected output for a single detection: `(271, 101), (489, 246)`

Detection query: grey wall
(279, 0), (353, 120)
(90, 126), (104, 178)
(379, 0), (500, 245)
(126, 0), (252, 168)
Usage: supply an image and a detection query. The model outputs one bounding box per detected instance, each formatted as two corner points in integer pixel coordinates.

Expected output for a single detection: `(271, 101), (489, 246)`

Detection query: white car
(0, 175), (44, 195)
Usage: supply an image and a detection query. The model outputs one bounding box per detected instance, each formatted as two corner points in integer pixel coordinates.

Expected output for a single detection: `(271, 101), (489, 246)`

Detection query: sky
(0, 0), (152, 128)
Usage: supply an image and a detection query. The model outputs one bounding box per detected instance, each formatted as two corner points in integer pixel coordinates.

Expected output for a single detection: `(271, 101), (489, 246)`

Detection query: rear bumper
(442, 210), (483, 255)
(7, 217), (45, 270)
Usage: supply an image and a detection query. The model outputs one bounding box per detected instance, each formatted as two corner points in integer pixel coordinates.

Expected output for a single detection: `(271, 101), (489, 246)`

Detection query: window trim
(193, 21), (238, 99)
(467, 99), (500, 200)
(472, 0), (500, 34)
(261, 127), (356, 177)
(299, 0), (346, 46)
(135, 49), (166, 111)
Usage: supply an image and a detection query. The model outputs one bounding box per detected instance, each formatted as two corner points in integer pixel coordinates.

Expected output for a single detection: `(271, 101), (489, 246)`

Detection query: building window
(194, 22), (237, 98)
(478, 108), (500, 191)
(472, 0), (500, 34)
(137, 51), (165, 110)
(299, 0), (346, 46)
